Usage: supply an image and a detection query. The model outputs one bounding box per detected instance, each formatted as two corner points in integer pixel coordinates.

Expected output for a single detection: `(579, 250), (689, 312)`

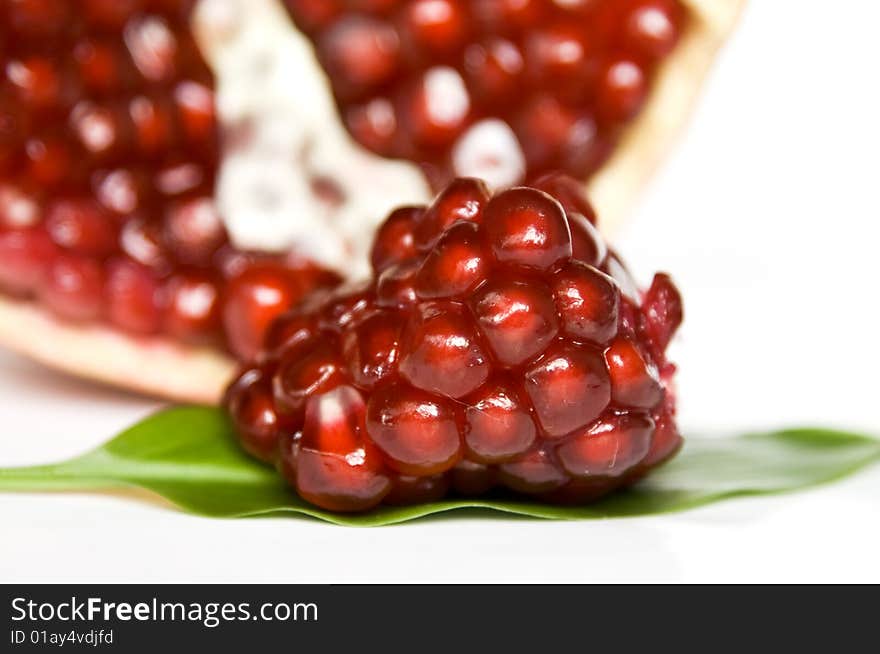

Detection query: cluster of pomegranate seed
(284, 0), (686, 187)
(225, 175), (683, 511)
(0, 0), (340, 360)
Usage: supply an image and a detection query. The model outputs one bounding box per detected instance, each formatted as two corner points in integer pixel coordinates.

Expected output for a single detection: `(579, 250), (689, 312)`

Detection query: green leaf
(0, 406), (877, 526)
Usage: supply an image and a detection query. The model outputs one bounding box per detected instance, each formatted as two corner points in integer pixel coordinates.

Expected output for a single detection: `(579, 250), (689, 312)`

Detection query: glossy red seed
(261, 309), (318, 362)
(318, 16), (400, 99)
(376, 259), (420, 309)
(532, 172), (597, 225)
(450, 459), (495, 495)
(0, 185), (41, 230)
(514, 95), (598, 173)
(173, 81), (216, 144)
(0, 228), (56, 295)
(472, 0), (545, 33)
(104, 258), (162, 335)
(524, 24), (593, 90)
(45, 199), (118, 258)
(129, 95), (173, 154)
(273, 339), (344, 417)
(296, 385), (391, 512)
(366, 382), (462, 476)
(605, 336), (663, 408)
(524, 341), (611, 438)
(642, 272), (683, 355)
(414, 177), (490, 249)
(596, 58), (648, 124)
(74, 40), (124, 93)
(622, 0), (683, 60)
(498, 445), (568, 494)
(370, 206), (421, 273)
(398, 0), (470, 61)
(384, 473), (450, 505)
(557, 413), (654, 478)
(162, 272), (221, 344)
(400, 67), (471, 149)
(222, 263), (309, 361)
(464, 380), (536, 463)
(399, 301), (490, 398)
(415, 221), (489, 299)
(642, 395), (681, 467)
(24, 137), (70, 186)
(462, 38), (524, 106)
(552, 261), (619, 344)
(568, 212), (608, 267)
(283, 0), (341, 33)
(470, 275), (558, 367)
(317, 283), (373, 333)
(342, 309), (402, 389)
(163, 197), (226, 265)
(41, 254), (105, 322)
(225, 368), (282, 463)
(119, 216), (170, 271)
(5, 57), (61, 109)
(483, 187), (571, 271)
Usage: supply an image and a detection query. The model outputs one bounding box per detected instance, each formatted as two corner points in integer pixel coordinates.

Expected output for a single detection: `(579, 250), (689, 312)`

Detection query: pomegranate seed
(45, 199), (118, 258)
(552, 261), (619, 344)
(483, 186), (571, 271)
(596, 58), (649, 124)
(163, 196), (226, 265)
(129, 95), (174, 154)
(399, 300), (490, 398)
(74, 40), (125, 93)
(451, 459), (495, 495)
(41, 254), (105, 322)
(273, 339), (345, 417)
(365, 382), (462, 476)
(414, 177), (490, 249)
(642, 272), (684, 356)
(498, 445), (569, 494)
(341, 309), (402, 390)
(557, 413), (654, 478)
(119, 216), (170, 271)
(261, 309), (318, 363)
(533, 172), (598, 225)
(222, 262), (311, 361)
(384, 473), (449, 505)
(397, 0), (470, 61)
(376, 259), (420, 309)
(297, 386), (391, 512)
(464, 380), (536, 463)
(400, 67), (471, 148)
(415, 221), (490, 299)
(283, 0), (342, 34)
(0, 228), (57, 295)
(318, 16), (400, 99)
(470, 275), (558, 367)
(226, 368), (283, 463)
(104, 258), (163, 335)
(462, 38), (524, 107)
(524, 341), (611, 437)
(604, 336), (663, 408)
(162, 272), (222, 344)
(622, 0), (683, 60)
(24, 137), (71, 186)
(5, 57), (61, 109)
(173, 81), (216, 144)
(370, 206), (421, 273)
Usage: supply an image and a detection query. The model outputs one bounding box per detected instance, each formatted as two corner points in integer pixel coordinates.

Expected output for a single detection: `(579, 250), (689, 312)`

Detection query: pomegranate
(225, 175), (683, 511)
(0, 0), (739, 403)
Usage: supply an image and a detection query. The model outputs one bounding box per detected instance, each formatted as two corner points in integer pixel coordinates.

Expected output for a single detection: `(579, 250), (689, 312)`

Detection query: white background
(1, 1), (878, 583)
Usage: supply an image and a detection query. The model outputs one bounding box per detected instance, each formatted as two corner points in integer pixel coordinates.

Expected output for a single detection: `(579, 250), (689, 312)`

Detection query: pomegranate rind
(588, 0), (746, 232)
(0, 295), (235, 404)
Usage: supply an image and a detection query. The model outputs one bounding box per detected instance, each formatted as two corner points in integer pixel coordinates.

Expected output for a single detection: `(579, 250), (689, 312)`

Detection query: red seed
(524, 341), (611, 438)
(470, 275), (558, 367)
(552, 261), (619, 344)
(483, 187), (571, 271)
(464, 380), (536, 463)
(556, 413), (654, 478)
(399, 300), (490, 398)
(366, 382), (462, 476)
